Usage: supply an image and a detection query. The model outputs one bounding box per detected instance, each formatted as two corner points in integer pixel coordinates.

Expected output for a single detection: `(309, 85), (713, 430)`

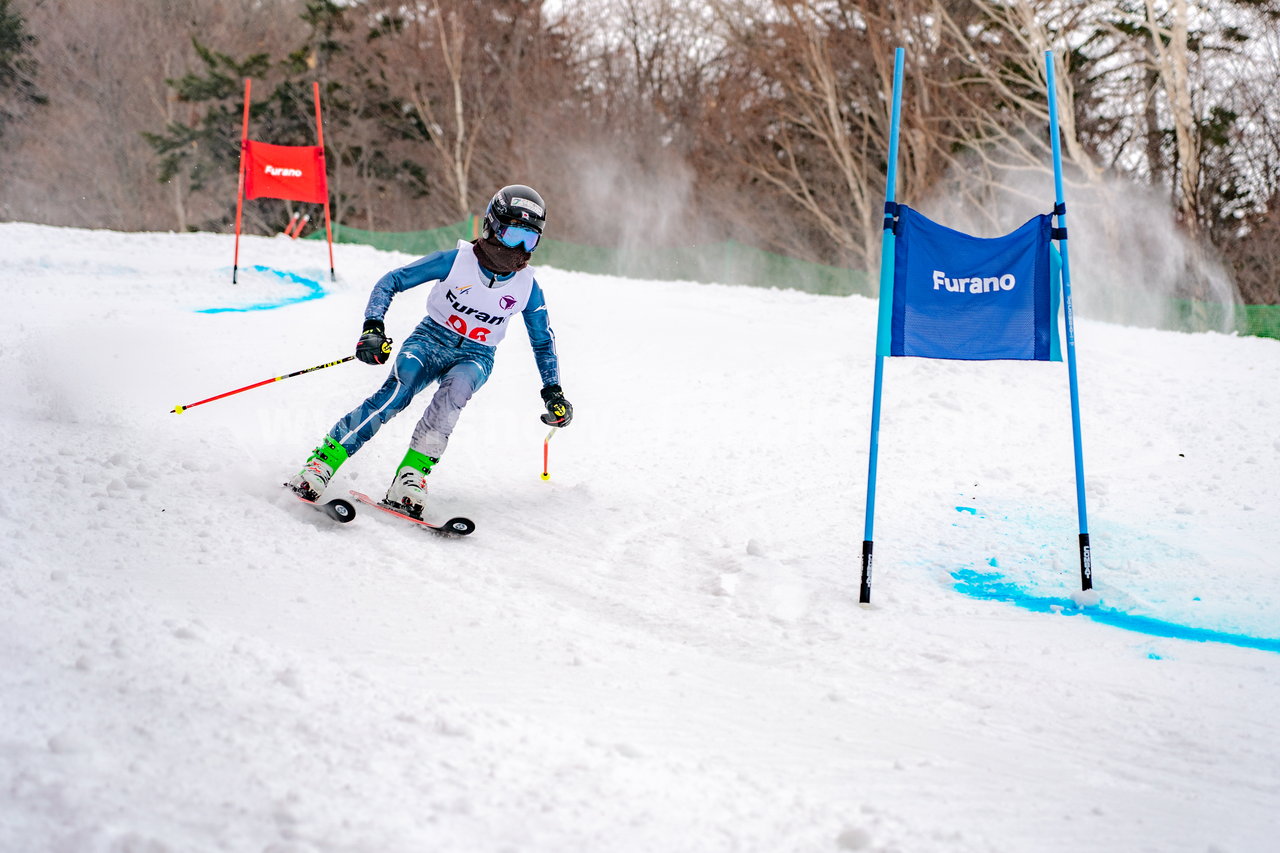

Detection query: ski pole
(541, 427), (559, 480)
(171, 356), (354, 413)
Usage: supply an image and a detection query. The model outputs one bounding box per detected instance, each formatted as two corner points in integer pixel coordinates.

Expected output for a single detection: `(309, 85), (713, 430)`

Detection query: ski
(284, 484), (357, 523)
(347, 490), (475, 536)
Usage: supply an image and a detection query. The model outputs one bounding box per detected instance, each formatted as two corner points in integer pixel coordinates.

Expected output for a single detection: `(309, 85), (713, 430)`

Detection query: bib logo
(264, 164), (304, 178)
(499, 295), (517, 310)
(933, 270), (1016, 294)
(444, 289), (506, 325)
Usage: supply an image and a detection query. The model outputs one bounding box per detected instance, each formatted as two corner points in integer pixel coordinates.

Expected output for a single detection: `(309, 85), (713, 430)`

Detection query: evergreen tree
(142, 41), (272, 218)
(144, 0), (436, 233)
(144, 2), (353, 232)
(0, 0), (45, 140)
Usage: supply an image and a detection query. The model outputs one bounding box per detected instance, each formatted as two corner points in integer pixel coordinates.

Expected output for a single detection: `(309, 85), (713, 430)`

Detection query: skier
(287, 184), (572, 518)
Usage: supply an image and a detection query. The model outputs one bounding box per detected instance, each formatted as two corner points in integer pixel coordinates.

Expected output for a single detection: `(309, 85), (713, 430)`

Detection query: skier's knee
(439, 372), (478, 409)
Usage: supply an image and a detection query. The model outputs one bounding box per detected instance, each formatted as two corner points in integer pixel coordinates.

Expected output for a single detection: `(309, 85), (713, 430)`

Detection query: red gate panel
(243, 140), (327, 203)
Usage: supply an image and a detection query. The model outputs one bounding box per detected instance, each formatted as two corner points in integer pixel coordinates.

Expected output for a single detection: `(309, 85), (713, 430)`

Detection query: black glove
(540, 384), (573, 427)
(356, 319), (392, 365)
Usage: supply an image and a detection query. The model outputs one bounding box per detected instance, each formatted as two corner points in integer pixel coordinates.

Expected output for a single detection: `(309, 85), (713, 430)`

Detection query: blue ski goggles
(495, 221), (541, 251)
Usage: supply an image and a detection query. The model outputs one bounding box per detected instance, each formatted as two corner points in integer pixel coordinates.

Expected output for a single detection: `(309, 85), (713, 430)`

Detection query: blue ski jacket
(364, 247), (560, 387)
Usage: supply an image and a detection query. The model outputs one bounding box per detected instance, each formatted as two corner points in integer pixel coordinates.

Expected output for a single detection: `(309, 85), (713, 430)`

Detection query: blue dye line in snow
(951, 568), (1280, 654)
(196, 266), (326, 313)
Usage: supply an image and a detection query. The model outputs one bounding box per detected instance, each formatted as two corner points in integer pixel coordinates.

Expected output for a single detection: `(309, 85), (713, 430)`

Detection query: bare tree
(925, 1), (1101, 205)
(1142, 0), (1201, 236)
(704, 0), (966, 267)
(546, 0), (728, 248)
(0, 0), (303, 230)
(358, 0), (560, 223)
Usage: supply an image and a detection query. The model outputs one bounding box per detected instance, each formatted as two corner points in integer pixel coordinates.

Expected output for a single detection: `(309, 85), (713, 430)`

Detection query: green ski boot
(287, 436), (349, 501)
(384, 448), (436, 519)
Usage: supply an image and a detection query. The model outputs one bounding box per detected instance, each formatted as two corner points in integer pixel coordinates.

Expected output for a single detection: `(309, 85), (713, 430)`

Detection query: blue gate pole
(860, 46), (905, 604)
(1045, 50), (1093, 592)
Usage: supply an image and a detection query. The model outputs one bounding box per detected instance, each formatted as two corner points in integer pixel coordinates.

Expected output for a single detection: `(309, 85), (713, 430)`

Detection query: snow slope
(1, 222), (1278, 853)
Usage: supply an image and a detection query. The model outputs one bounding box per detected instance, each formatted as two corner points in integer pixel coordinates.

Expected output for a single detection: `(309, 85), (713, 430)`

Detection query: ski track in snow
(1, 222), (1279, 852)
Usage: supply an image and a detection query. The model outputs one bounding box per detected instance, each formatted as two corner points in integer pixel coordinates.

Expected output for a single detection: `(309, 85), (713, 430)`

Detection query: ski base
(284, 483), (357, 523)
(348, 490), (475, 536)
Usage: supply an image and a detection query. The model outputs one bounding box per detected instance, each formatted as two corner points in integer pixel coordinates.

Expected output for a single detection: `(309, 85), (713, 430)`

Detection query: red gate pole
(232, 78), (252, 284)
(313, 81), (336, 282)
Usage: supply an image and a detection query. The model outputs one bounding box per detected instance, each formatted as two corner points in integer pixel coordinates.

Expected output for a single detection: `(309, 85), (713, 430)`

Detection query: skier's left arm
(524, 279), (572, 427)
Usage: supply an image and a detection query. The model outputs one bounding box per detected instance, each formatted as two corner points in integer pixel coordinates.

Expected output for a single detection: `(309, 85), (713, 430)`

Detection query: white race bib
(426, 241), (535, 346)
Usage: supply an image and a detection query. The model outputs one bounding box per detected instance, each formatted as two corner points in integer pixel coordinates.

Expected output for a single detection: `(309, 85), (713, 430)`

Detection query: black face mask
(471, 235), (532, 275)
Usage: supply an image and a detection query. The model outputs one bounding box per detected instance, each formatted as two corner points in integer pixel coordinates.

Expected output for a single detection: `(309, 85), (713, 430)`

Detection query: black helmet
(483, 185), (547, 247)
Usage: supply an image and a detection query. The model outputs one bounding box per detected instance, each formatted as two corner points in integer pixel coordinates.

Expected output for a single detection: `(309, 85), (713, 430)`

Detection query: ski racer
(287, 184), (572, 517)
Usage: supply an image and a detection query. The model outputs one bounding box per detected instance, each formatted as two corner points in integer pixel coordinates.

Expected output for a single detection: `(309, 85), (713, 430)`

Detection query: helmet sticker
(510, 197), (545, 217)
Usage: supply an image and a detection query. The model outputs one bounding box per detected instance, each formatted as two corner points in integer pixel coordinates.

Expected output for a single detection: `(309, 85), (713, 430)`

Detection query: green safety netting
(310, 221), (871, 297)
(1172, 300), (1280, 341)
(311, 220), (477, 255)
(1239, 304), (1280, 339)
(310, 222), (1277, 339)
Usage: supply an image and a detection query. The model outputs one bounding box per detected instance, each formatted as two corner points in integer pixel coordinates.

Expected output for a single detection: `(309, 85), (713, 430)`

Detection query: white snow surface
(2, 222), (1279, 852)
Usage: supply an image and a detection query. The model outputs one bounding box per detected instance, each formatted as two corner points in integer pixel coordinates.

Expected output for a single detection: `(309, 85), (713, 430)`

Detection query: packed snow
(1, 222), (1278, 852)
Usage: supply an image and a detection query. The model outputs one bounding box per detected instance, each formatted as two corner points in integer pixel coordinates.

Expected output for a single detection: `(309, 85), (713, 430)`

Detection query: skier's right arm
(363, 248), (458, 321)
(357, 249), (458, 365)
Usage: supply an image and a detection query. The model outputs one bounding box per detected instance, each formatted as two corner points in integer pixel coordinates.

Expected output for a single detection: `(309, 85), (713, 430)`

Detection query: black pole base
(1079, 533), (1093, 591)
(859, 540), (874, 603)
